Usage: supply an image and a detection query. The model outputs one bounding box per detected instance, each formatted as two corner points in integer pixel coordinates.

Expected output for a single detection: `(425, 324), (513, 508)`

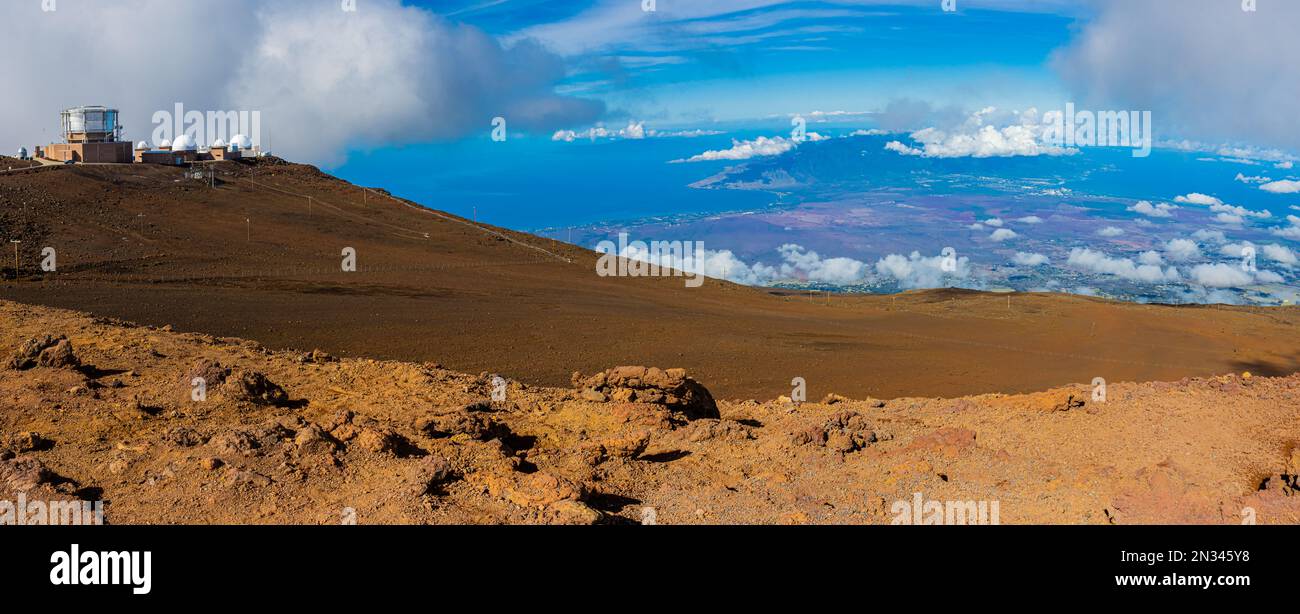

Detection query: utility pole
(9, 240), (20, 278)
(246, 218), (251, 243)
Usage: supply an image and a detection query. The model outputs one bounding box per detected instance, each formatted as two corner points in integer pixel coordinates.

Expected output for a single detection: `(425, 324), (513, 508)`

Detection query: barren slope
(1, 159), (1298, 402)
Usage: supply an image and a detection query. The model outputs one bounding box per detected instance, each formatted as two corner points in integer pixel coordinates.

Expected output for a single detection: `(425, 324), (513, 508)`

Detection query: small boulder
(220, 369), (289, 406)
(9, 431), (53, 453)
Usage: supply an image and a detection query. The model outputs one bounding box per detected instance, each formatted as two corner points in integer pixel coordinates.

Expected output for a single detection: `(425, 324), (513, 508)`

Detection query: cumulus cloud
(1263, 243), (1298, 266)
(0, 0), (603, 167)
(875, 251), (972, 290)
(617, 241), (874, 287)
(884, 107), (1078, 159)
(1271, 215), (1300, 240)
(1261, 180), (1300, 194)
(1210, 202), (1271, 220)
(989, 228), (1018, 242)
(1096, 226), (1124, 237)
(672, 133), (825, 163)
(552, 122), (721, 142)
(1052, 0), (1300, 153)
(1137, 251), (1164, 266)
(1015, 216), (1043, 224)
(1163, 238), (1202, 262)
(984, 218), (1004, 227)
(1192, 229), (1227, 244)
(1174, 193), (1223, 206)
(1066, 248), (1180, 284)
(1188, 263), (1257, 288)
(1128, 200), (1177, 218)
(1013, 252), (1050, 266)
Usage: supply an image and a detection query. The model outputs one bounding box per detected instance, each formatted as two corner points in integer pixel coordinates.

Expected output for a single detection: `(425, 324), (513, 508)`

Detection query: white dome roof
(158, 139), (172, 149)
(211, 138), (227, 149)
(172, 135), (197, 151)
(135, 141), (149, 150)
(229, 134), (253, 150)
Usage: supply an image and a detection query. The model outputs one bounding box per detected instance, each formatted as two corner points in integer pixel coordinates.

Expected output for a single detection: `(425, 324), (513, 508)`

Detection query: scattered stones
(220, 369), (289, 406)
(687, 420), (755, 443)
(791, 411), (877, 453)
(208, 430), (260, 457)
(821, 393), (850, 405)
(161, 426), (206, 448)
(571, 366), (720, 420)
(417, 413), (504, 441)
(293, 424), (339, 454)
(200, 457), (223, 471)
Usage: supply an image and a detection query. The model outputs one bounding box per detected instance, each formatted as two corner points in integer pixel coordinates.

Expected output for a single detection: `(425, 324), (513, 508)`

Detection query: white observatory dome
(172, 135), (197, 151)
(135, 141), (149, 150)
(158, 139), (172, 149)
(229, 134), (253, 150)
(211, 138), (227, 149)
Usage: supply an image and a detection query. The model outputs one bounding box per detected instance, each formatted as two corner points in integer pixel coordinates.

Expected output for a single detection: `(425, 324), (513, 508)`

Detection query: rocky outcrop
(571, 366), (720, 420)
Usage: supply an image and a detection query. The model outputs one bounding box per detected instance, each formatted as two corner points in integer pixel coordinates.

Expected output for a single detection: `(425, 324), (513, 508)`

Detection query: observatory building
(44, 106), (134, 164)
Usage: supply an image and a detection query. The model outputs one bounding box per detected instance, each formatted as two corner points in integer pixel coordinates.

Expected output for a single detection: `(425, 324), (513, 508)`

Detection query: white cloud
(1053, 0), (1300, 153)
(1210, 202), (1271, 220)
(1192, 229), (1227, 244)
(0, 0), (604, 167)
(1215, 213), (1246, 225)
(1235, 173), (1272, 185)
(1097, 226), (1124, 237)
(1219, 241), (1256, 259)
(1137, 251), (1164, 266)
(884, 107), (1076, 159)
(1066, 248), (1180, 284)
(673, 133), (825, 163)
(989, 228), (1018, 242)
(552, 122), (722, 142)
(1263, 243), (1298, 266)
(618, 241), (875, 287)
(1015, 216), (1043, 224)
(984, 218), (1004, 227)
(874, 250), (972, 290)
(1261, 180), (1300, 194)
(1271, 215), (1300, 240)
(1174, 193), (1223, 206)
(1188, 263), (1256, 288)
(1127, 200), (1177, 218)
(1013, 252), (1050, 266)
(1163, 239), (1202, 262)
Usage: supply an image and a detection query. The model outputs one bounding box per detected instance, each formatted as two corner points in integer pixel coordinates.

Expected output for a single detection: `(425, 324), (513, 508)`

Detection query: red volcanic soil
(2, 300), (1298, 525)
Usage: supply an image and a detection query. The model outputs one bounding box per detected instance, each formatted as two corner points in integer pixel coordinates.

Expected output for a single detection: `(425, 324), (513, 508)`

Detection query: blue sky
(413, 0), (1077, 129)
